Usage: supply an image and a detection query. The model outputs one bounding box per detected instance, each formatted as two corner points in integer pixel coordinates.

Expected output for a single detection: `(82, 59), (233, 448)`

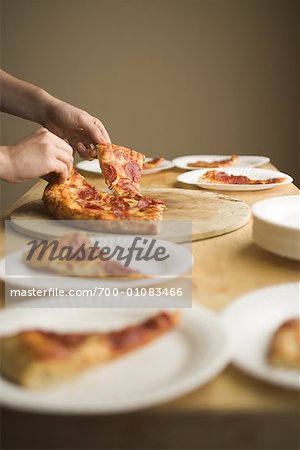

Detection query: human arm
(0, 69), (110, 159)
(0, 128), (73, 183)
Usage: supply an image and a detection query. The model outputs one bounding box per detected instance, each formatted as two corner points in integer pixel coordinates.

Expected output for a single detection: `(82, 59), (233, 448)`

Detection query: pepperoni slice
(205, 171), (285, 185)
(102, 163), (117, 184)
(107, 313), (173, 350)
(114, 149), (129, 161)
(43, 331), (88, 347)
(137, 197), (151, 210)
(116, 179), (139, 196)
(149, 197), (164, 206)
(78, 188), (100, 200)
(72, 171), (82, 180)
(83, 202), (103, 210)
(111, 209), (129, 219)
(21, 331), (88, 359)
(103, 260), (134, 276)
(213, 173), (250, 184)
(137, 196), (164, 209)
(231, 176), (250, 184)
(110, 197), (130, 210)
(125, 161), (141, 183)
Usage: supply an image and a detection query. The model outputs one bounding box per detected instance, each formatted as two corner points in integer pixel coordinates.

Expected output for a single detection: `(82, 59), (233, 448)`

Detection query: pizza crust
(43, 170), (165, 234)
(200, 170), (286, 185)
(143, 157), (165, 170)
(187, 155), (238, 168)
(0, 311), (180, 388)
(267, 319), (300, 369)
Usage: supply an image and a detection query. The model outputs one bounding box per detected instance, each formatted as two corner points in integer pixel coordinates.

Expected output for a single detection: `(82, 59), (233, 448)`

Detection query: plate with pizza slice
(0, 302), (230, 413)
(173, 155), (270, 170)
(177, 168), (293, 191)
(0, 233), (193, 298)
(222, 282), (300, 390)
(76, 157), (174, 175)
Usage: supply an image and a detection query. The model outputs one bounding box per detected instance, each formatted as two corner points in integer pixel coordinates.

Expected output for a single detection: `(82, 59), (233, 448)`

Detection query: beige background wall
(1, 0), (299, 213)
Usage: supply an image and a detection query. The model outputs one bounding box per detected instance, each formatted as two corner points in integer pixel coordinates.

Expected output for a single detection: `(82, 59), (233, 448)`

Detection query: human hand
(43, 99), (111, 159)
(0, 70), (110, 160)
(1, 128), (73, 183)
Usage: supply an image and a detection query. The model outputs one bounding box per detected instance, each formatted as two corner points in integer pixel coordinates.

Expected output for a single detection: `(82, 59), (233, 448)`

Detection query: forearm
(0, 69), (55, 125)
(0, 145), (13, 182)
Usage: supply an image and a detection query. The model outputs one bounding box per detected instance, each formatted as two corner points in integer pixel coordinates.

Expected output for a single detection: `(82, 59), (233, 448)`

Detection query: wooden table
(1, 164), (299, 450)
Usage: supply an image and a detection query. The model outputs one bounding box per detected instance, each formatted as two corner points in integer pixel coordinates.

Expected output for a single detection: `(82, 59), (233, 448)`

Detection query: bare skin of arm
(0, 129), (73, 183)
(0, 70), (111, 182)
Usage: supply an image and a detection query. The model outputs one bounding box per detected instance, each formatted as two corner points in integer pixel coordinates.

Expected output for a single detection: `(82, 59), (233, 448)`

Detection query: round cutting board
(10, 188), (250, 242)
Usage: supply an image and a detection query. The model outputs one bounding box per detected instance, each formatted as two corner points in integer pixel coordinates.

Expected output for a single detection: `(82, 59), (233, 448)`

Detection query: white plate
(0, 303), (230, 413)
(173, 155), (270, 170)
(0, 236), (193, 305)
(252, 195), (300, 261)
(76, 159), (101, 174)
(222, 282), (300, 390)
(252, 195), (300, 231)
(142, 158), (174, 175)
(76, 158), (174, 175)
(177, 167), (293, 191)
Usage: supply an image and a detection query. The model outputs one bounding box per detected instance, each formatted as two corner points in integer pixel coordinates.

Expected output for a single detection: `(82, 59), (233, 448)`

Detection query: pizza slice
(187, 155), (238, 168)
(0, 311), (180, 388)
(200, 170), (286, 185)
(143, 157), (165, 170)
(43, 169), (166, 234)
(267, 319), (300, 369)
(24, 232), (143, 278)
(97, 143), (144, 197)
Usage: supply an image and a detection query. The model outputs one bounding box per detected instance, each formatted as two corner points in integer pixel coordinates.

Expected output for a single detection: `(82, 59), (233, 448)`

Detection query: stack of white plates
(252, 195), (300, 260)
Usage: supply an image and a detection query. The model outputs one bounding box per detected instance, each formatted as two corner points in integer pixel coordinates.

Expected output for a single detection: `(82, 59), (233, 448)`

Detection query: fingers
(93, 118), (111, 144)
(73, 115), (111, 160)
(78, 115), (111, 145)
(43, 160), (69, 184)
(75, 142), (96, 160)
(55, 147), (74, 176)
(53, 160), (69, 183)
(38, 127), (72, 153)
(42, 173), (55, 182)
(45, 131), (73, 177)
(51, 132), (73, 154)
(75, 142), (87, 156)
(39, 128), (73, 180)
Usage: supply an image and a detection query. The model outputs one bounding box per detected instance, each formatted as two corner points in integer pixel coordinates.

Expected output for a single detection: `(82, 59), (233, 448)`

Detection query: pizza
(97, 143), (144, 197)
(187, 155), (238, 168)
(267, 319), (300, 369)
(200, 170), (286, 185)
(0, 311), (180, 388)
(24, 232), (143, 278)
(44, 142), (166, 233)
(143, 157), (165, 170)
(43, 169), (165, 234)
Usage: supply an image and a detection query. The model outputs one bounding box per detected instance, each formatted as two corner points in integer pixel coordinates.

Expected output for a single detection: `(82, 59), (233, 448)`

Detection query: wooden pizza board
(9, 188), (250, 243)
